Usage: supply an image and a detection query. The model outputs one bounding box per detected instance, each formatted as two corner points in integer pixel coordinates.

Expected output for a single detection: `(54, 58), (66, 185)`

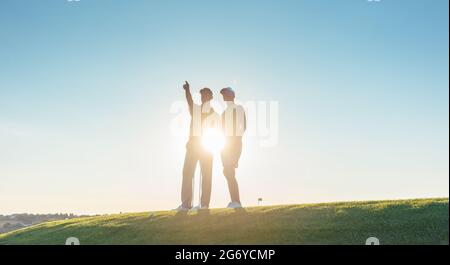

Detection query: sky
(0, 0), (448, 215)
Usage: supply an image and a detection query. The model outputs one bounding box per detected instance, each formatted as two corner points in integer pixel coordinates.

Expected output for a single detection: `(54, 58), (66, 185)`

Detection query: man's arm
(183, 81), (193, 115)
(238, 105), (247, 133)
(243, 111), (247, 132)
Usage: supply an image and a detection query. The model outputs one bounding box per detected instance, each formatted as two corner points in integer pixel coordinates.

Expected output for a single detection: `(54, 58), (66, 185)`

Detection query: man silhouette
(174, 81), (219, 212)
(220, 87), (246, 208)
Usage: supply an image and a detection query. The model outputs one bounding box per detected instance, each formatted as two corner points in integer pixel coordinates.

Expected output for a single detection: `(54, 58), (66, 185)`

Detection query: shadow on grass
(233, 208), (248, 215)
(195, 209), (211, 216)
(174, 211), (188, 218)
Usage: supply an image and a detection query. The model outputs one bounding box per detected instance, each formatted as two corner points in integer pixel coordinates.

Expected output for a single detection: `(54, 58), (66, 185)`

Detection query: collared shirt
(188, 102), (220, 145)
(221, 102), (246, 142)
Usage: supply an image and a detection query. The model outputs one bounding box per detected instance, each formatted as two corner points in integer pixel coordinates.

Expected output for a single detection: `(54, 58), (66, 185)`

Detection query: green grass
(0, 198), (448, 245)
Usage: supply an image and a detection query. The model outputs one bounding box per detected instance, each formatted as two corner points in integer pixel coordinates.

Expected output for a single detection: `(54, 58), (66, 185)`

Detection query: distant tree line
(0, 213), (89, 234)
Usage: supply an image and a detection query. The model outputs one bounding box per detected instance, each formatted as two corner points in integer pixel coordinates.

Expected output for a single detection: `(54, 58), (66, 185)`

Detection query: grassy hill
(0, 198), (448, 245)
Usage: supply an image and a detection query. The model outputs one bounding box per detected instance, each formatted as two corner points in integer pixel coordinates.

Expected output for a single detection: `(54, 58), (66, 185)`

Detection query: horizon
(0, 196), (448, 216)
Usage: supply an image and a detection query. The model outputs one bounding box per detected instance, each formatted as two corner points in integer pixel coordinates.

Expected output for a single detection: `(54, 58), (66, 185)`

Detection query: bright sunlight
(202, 128), (225, 154)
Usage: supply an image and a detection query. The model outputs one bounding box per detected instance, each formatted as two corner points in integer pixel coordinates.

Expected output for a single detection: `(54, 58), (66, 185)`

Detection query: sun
(202, 128), (225, 154)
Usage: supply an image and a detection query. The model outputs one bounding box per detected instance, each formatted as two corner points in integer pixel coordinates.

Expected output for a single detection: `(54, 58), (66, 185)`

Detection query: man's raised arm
(183, 81), (193, 115)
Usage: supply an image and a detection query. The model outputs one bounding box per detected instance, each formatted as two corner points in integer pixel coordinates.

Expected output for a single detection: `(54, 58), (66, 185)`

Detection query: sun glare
(202, 128), (225, 154)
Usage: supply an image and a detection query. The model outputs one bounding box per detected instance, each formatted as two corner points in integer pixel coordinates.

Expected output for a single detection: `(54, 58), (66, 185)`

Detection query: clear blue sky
(0, 0), (448, 214)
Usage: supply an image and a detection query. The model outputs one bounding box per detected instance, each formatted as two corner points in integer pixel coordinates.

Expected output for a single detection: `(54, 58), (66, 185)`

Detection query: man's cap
(199, 87), (213, 95)
(220, 87), (235, 97)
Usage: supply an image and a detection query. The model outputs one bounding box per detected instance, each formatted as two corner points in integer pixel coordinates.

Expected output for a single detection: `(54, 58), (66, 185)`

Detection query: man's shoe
(192, 205), (209, 211)
(226, 202), (243, 209)
(173, 205), (190, 212)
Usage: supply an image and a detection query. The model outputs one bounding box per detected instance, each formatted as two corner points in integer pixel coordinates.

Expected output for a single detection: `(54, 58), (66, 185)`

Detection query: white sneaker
(226, 202), (243, 209)
(192, 205), (209, 211)
(173, 205), (190, 212)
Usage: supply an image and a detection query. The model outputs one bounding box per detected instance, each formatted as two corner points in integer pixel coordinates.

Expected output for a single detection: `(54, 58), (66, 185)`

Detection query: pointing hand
(183, 81), (190, 90)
